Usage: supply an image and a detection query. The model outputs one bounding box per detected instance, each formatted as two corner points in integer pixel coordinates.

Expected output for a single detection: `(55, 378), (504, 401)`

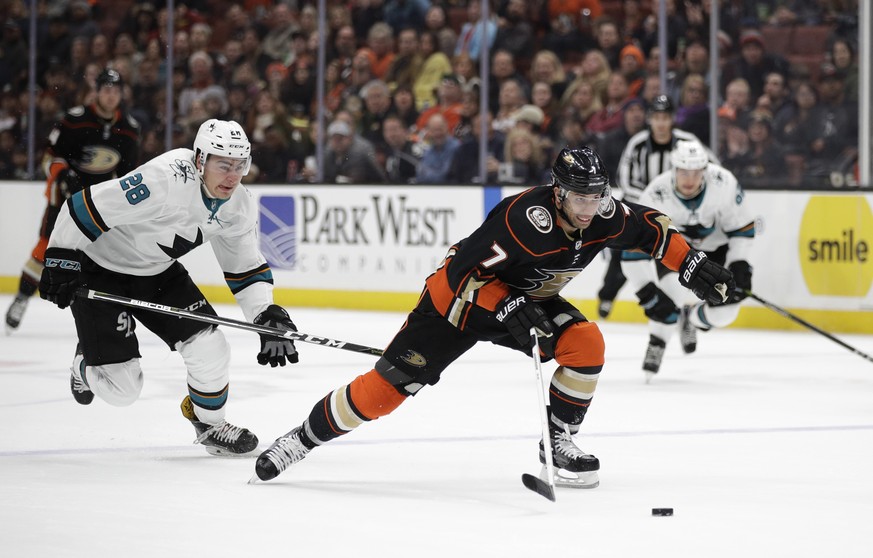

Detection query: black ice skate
(70, 346), (94, 405)
(180, 396), (258, 456)
(643, 334), (666, 381)
(679, 305), (697, 354)
(253, 426), (312, 482)
(5, 294), (28, 334)
(539, 424), (600, 489)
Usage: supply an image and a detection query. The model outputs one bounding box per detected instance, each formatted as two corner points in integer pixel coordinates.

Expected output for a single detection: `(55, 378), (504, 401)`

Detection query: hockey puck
(652, 508), (674, 516)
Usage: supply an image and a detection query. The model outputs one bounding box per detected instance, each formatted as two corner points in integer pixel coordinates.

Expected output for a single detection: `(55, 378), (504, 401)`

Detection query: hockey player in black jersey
(254, 146), (735, 488)
(5, 69), (140, 333)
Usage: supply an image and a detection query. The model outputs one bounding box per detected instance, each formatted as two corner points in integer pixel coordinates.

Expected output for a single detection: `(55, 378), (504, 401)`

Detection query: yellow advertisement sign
(799, 196), (872, 296)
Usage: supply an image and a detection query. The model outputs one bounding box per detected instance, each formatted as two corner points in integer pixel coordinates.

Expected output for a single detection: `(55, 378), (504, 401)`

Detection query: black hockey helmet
(551, 146), (610, 197)
(96, 68), (123, 90)
(649, 94), (674, 114)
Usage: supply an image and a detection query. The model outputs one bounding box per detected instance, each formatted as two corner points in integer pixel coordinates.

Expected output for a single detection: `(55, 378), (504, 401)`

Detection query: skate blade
(247, 473), (261, 485)
(203, 446), (260, 458)
(542, 466), (599, 489)
(645, 371), (656, 384)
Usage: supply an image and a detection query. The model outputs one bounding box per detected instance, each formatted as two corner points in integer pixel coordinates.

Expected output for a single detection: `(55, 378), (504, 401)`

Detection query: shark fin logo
(157, 228), (204, 259)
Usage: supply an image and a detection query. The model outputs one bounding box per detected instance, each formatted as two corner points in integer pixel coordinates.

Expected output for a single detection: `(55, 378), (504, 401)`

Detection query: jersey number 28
(119, 172), (150, 205)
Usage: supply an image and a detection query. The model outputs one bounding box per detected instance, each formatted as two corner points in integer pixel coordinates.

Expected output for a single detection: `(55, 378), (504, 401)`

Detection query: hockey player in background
(594, 95), (715, 319)
(5, 69), (141, 334)
(253, 146), (735, 488)
(623, 139), (755, 378)
(38, 119), (299, 456)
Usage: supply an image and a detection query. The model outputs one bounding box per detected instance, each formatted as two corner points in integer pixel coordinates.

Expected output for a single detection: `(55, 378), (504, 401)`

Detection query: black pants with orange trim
(301, 291), (605, 447)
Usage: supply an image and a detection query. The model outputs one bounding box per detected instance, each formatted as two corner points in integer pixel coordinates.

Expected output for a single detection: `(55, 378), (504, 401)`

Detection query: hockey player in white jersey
(38, 119), (299, 455)
(622, 139), (755, 378)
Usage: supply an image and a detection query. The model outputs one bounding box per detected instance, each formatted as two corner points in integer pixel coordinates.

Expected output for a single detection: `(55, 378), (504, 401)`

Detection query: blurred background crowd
(0, 0), (862, 188)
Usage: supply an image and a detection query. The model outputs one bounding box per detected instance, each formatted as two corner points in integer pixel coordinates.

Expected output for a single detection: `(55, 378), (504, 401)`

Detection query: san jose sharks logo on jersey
(157, 228), (204, 259)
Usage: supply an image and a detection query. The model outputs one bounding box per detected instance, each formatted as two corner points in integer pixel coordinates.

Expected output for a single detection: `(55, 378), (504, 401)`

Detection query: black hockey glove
(254, 304), (299, 367)
(678, 250), (734, 305)
(39, 247), (81, 309)
(635, 282), (680, 323)
(727, 260), (753, 303)
(56, 168), (82, 199)
(496, 292), (555, 358)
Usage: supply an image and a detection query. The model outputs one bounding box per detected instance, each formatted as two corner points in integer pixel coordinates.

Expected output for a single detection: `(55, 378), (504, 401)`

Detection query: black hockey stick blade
(521, 473), (556, 502)
(75, 288), (384, 357)
(743, 289), (873, 364)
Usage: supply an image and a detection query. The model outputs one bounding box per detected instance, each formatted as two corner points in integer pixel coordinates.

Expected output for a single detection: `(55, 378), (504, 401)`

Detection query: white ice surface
(1, 294), (872, 557)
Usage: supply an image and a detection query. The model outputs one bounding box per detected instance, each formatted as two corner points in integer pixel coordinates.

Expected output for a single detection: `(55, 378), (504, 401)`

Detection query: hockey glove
(39, 247), (81, 309)
(727, 260), (752, 303)
(254, 304), (299, 367)
(635, 282), (679, 323)
(678, 250), (734, 305)
(56, 168), (82, 199)
(496, 293), (555, 358)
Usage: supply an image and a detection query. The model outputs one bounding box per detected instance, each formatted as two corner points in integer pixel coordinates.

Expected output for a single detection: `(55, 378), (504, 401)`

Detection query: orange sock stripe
(348, 369), (407, 420)
(548, 388), (591, 408)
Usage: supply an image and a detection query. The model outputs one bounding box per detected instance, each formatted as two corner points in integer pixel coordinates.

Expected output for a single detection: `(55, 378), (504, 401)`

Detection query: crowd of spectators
(0, 0), (862, 188)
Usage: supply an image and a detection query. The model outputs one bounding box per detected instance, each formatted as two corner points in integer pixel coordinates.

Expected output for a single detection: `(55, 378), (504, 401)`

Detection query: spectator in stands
(424, 4), (457, 57)
(385, 28), (424, 92)
(453, 86), (481, 141)
(391, 85), (419, 131)
(246, 89), (287, 146)
(596, 96), (647, 181)
(451, 52), (480, 93)
(756, 71), (791, 120)
(531, 81), (560, 139)
(493, 78), (528, 134)
(830, 37), (858, 102)
(359, 23), (395, 80)
(494, 0), (537, 65)
(721, 28), (789, 101)
(261, 4), (300, 65)
(381, 114), (421, 184)
(593, 16), (623, 69)
(455, 0), (497, 61)
(323, 119), (385, 184)
(559, 78), (602, 134)
(577, 49), (611, 104)
(723, 109), (785, 188)
(529, 50), (570, 101)
(360, 79), (394, 149)
(251, 123), (307, 184)
(499, 127), (548, 185)
(586, 71), (631, 135)
(416, 74), (464, 134)
(345, 49), (377, 100)
(718, 77), (752, 123)
(540, 2), (593, 63)
(773, 80), (819, 185)
(179, 50), (228, 118)
(666, 40), (711, 105)
(447, 111), (503, 184)
(279, 59), (316, 115)
(674, 73), (712, 146)
(240, 26), (274, 78)
(221, 83), (251, 125)
(384, 0), (429, 34)
(68, 1), (100, 41)
(487, 49), (529, 115)
(415, 31), (452, 110)
(328, 24), (357, 73)
(416, 113), (460, 184)
(618, 43), (646, 98)
(806, 62), (857, 186)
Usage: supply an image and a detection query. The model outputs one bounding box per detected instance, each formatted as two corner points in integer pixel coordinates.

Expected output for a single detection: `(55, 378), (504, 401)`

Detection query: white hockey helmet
(193, 119), (251, 177)
(671, 139), (708, 171)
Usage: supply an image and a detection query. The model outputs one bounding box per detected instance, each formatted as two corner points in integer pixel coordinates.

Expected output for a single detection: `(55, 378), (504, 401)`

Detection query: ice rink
(1, 294), (872, 557)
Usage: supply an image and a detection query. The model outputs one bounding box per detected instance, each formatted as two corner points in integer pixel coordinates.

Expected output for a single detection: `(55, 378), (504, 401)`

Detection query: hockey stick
(75, 288), (384, 357)
(742, 289), (873, 364)
(521, 327), (557, 502)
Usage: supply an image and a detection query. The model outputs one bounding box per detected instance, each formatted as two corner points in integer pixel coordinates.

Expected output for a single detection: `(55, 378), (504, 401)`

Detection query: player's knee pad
(554, 321), (605, 370)
(349, 368), (408, 420)
(698, 302), (741, 329)
(175, 326), (230, 392)
(87, 359), (144, 407)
